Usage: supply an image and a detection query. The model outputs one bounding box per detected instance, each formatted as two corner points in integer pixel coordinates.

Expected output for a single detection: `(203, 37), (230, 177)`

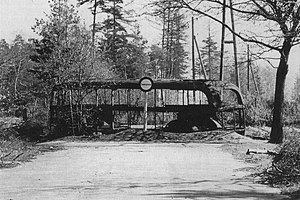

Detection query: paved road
(0, 141), (288, 200)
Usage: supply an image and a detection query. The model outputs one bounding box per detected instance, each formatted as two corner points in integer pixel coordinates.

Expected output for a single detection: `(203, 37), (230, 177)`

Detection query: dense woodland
(0, 0), (300, 142)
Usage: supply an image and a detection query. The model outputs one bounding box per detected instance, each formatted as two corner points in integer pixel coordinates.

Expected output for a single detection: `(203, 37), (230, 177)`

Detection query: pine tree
(77, 0), (105, 45)
(148, 45), (166, 79)
(122, 26), (148, 79)
(200, 33), (220, 80)
(150, 0), (188, 79)
(98, 0), (139, 78)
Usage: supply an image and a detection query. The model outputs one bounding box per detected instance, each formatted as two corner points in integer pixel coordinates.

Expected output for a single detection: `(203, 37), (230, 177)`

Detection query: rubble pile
(91, 129), (242, 143)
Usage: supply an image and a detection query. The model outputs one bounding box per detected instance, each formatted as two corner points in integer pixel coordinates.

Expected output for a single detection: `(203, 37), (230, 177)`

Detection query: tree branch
(179, 0), (282, 51)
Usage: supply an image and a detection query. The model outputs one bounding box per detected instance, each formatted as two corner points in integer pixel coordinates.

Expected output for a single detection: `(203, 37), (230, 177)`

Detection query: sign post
(144, 92), (148, 131)
(139, 77), (153, 131)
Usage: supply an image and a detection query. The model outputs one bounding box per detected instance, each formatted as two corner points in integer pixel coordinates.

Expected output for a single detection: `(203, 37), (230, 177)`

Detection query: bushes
(244, 94), (273, 126)
(260, 130), (300, 196)
(16, 107), (48, 142)
(0, 128), (29, 168)
(283, 101), (300, 126)
(16, 119), (44, 141)
(245, 93), (300, 127)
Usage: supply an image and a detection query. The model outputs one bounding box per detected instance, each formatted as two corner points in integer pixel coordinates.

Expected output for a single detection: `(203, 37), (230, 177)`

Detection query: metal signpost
(139, 77), (153, 131)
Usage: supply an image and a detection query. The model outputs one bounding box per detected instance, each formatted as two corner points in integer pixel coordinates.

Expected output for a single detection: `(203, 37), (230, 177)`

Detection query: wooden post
(208, 22), (212, 79)
(92, 0), (97, 48)
(192, 17), (195, 80)
(127, 89), (131, 128)
(111, 90), (114, 130)
(194, 37), (207, 79)
(239, 109), (242, 129)
(154, 89), (157, 129)
(69, 90), (75, 135)
(96, 89), (99, 106)
(182, 90), (185, 105)
(192, 17), (196, 103)
(161, 89), (164, 124)
(247, 45), (250, 92)
(250, 61), (259, 93)
(233, 108), (236, 130)
(229, 0), (240, 88)
(220, 0), (226, 81)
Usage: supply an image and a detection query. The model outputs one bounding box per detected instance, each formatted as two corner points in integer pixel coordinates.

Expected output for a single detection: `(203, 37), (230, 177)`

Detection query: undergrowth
(0, 128), (34, 168)
(260, 129), (300, 197)
(0, 116), (60, 168)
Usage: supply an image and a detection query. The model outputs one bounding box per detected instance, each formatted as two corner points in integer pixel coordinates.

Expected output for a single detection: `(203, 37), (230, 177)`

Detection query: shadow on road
(147, 189), (290, 199)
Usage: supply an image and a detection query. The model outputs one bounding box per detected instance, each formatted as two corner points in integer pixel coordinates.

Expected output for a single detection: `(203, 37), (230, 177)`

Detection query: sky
(0, 0), (299, 97)
(0, 0), (160, 43)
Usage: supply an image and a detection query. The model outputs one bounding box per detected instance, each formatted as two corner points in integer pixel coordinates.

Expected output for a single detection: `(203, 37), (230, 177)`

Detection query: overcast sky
(0, 0), (160, 43)
(0, 0), (299, 97)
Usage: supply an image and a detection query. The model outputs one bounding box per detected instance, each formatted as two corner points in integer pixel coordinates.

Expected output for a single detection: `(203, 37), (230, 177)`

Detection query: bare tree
(173, 0), (300, 143)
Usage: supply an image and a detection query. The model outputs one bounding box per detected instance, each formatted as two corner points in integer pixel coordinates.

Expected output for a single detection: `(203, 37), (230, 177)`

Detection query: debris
(12, 153), (24, 161)
(246, 149), (277, 156)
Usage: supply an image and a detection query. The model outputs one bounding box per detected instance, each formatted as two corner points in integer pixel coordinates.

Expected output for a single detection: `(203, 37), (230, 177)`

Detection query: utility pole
(219, 0), (226, 81)
(229, 0), (240, 88)
(92, 0), (97, 48)
(247, 44), (250, 92)
(192, 17), (196, 103)
(208, 22), (211, 79)
(192, 17), (195, 80)
(194, 37), (207, 79)
(250, 60), (259, 94)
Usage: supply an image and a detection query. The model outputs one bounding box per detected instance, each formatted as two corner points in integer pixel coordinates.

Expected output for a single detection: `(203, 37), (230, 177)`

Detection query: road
(0, 141), (288, 200)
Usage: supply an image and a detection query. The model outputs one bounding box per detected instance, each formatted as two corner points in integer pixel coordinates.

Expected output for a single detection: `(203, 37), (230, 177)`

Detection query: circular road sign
(139, 77), (153, 92)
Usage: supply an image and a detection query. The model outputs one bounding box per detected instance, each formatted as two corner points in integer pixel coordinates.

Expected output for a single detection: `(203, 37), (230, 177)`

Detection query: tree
(30, 0), (117, 132)
(78, 0), (145, 79)
(176, 0), (300, 143)
(98, 0), (138, 78)
(200, 32), (220, 80)
(149, 0), (188, 79)
(148, 44), (166, 79)
(0, 35), (36, 108)
(171, 11), (188, 79)
(30, 0), (99, 96)
(77, 0), (104, 45)
(121, 26), (148, 79)
(0, 39), (11, 96)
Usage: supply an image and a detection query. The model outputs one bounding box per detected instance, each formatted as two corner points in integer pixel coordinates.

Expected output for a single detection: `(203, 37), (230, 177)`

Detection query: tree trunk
(269, 39), (292, 144)
(14, 61), (22, 99)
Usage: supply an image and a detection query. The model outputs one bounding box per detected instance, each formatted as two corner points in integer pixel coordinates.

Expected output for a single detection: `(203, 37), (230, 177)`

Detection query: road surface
(0, 141), (288, 200)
